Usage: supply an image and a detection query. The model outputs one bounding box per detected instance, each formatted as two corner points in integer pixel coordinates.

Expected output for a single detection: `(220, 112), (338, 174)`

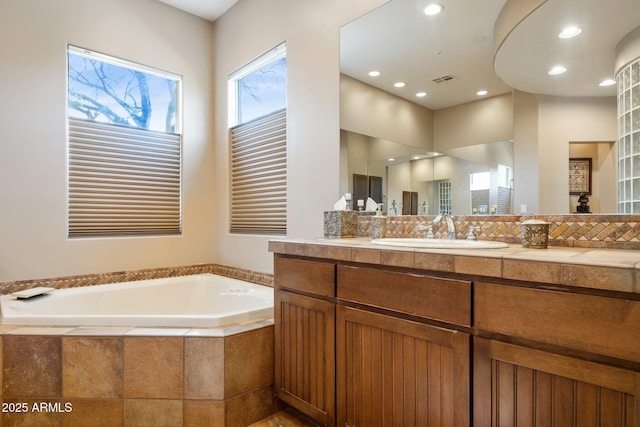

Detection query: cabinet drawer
(337, 265), (471, 327)
(274, 256), (335, 297)
(475, 282), (640, 362)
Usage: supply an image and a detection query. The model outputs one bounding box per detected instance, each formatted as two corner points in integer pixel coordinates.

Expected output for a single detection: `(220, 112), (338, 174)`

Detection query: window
(228, 44), (287, 235)
(470, 171), (491, 191)
(67, 46), (182, 237)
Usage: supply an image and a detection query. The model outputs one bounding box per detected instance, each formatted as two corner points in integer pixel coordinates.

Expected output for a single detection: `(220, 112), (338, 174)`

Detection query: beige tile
(351, 247), (381, 264)
(324, 245), (353, 261)
(562, 264), (634, 292)
(123, 399), (183, 427)
(302, 244), (328, 259)
(63, 337), (123, 398)
(454, 255), (501, 277)
(225, 327), (274, 398)
(414, 252), (455, 272)
(3, 335), (62, 398)
(184, 337), (224, 400)
(225, 385), (275, 427)
(64, 399), (123, 427)
(123, 337), (183, 399)
(184, 400), (225, 427)
(503, 259), (561, 284)
(380, 249), (415, 268)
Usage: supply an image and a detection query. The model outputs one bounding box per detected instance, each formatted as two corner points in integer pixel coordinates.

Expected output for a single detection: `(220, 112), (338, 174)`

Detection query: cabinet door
(275, 290), (335, 426)
(336, 306), (470, 427)
(474, 337), (640, 426)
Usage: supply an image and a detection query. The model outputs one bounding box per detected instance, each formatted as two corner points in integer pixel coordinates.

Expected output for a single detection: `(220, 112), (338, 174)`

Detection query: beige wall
(537, 95), (617, 213)
(0, 0), (215, 282)
(433, 93), (513, 151)
(340, 74), (434, 150)
(211, 0), (387, 274)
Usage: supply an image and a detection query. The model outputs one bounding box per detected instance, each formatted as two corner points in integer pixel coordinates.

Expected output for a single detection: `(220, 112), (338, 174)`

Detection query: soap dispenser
(370, 203), (387, 239)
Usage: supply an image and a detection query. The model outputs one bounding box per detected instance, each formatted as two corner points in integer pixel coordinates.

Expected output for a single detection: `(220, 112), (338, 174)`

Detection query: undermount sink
(371, 238), (509, 249)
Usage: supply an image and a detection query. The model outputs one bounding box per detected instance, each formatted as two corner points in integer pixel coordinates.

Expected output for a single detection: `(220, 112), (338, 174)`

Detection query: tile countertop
(268, 237), (640, 294)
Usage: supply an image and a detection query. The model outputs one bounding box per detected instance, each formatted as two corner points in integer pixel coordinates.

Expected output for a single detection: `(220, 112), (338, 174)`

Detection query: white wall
(0, 0), (215, 282)
(211, 0), (388, 274)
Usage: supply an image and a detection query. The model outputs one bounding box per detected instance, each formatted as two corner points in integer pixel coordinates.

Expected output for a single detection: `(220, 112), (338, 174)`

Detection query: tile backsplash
(0, 264), (274, 296)
(358, 214), (640, 250)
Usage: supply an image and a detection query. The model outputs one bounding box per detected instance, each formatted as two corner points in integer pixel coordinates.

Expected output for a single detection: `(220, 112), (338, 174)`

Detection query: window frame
(228, 43), (287, 236)
(66, 45), (183, 238)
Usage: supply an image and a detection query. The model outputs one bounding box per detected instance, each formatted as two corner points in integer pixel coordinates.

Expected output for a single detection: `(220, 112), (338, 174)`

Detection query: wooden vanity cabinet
(474, 282), (640, 426)
(274, 252), (640, 426)
(474, 337), (640, 426)
(274, 256), (336, 426)
(336, 265), (471, 427)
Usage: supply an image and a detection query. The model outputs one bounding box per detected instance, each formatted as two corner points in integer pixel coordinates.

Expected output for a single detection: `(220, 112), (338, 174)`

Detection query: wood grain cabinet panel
(275, 290), (335, 426)
(338, 265), (471, 327)
(336, 306), (470, 427)
(275, 256), (335, 297)
(475, 282), (640, 362)
(474, 337), (640, 427)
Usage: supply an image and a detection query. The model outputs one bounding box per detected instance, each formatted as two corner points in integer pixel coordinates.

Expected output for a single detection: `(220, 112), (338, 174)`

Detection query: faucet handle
(466, 226), (480, 240)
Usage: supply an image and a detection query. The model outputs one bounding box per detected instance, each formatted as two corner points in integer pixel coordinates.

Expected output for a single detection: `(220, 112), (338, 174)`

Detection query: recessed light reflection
(548, 65), (567, 75)
(368, 70), (380, 77)
(388, 157), (396, 162)
(559, 26), (582, 39)
(416, 92), (427, 97)
(424, 3), (444, 15)
(599, 79), (616, 87)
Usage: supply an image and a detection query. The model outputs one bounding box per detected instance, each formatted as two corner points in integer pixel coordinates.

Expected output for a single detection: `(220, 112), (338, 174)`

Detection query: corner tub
(0, 273), (273, 327)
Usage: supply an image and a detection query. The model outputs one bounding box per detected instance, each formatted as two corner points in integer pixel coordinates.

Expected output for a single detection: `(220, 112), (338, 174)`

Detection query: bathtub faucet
(433, 213), (456, 239)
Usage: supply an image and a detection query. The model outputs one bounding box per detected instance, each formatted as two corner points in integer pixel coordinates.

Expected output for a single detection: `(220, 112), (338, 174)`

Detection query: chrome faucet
(433, 213), (456, 239)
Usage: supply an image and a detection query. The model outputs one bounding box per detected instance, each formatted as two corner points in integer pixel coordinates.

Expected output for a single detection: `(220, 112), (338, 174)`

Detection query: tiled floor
(250, 408), (321, 427)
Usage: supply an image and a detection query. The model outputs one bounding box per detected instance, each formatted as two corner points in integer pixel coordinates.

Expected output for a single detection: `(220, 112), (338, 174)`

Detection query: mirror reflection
(339, 0), (639, 215)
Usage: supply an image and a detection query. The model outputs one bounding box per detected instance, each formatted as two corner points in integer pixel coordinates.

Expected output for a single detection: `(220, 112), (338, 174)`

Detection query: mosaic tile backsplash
(357, 214), (640, 250)
(0, 264), (274, 296)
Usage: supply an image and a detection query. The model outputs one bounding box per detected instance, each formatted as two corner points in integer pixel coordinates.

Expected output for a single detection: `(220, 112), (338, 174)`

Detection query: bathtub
(0, 273), (273, 327)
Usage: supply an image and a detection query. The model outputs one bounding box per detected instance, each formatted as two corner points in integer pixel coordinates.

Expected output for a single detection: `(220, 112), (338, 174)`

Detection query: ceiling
(161, 0), (640, 110)
(157, 0), (237, 21)
(341, 0), (640, 110)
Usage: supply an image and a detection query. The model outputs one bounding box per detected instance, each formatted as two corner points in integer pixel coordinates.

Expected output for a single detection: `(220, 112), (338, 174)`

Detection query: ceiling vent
(432, 74), (458, 84)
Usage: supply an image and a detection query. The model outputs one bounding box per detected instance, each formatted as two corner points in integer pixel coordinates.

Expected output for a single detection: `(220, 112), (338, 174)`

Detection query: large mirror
(339, 0), (640, 215)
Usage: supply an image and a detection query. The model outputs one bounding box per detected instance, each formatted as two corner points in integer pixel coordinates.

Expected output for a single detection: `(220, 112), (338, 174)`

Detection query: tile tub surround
(269, 237), (640, 294)
(0, 263), (274, 296)
(357, 214), (640, 250)
(0, 320), (275, 427)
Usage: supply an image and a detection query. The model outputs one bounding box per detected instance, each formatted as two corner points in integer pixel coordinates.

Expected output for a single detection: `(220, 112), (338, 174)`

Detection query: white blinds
(230, 109), (287, 235)
(68, 118), (181, 237)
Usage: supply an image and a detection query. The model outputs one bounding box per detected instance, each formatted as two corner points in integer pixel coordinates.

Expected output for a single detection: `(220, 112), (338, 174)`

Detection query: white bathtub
(0, 274), (273, 328)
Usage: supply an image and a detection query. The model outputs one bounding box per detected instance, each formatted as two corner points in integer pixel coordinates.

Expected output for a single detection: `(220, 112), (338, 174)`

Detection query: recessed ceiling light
(599, 78), (616, 87)
(424, 3), (444, 16)
(559, 26), (582, 39)
(368, 70), (380, 77)
(388, 158), (396, 162)
(548, 65), (567, 75)
(394, 82), (406, 88)
(413, 155), (422, 160)
(476, 90), (488, 96)
(416, 92), (427, 97)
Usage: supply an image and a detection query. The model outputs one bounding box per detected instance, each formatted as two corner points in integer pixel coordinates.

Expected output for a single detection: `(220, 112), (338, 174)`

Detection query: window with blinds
(228, 43), (287, 235)
(67, 46), (182, 237)
(230, 109), (287, 234)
